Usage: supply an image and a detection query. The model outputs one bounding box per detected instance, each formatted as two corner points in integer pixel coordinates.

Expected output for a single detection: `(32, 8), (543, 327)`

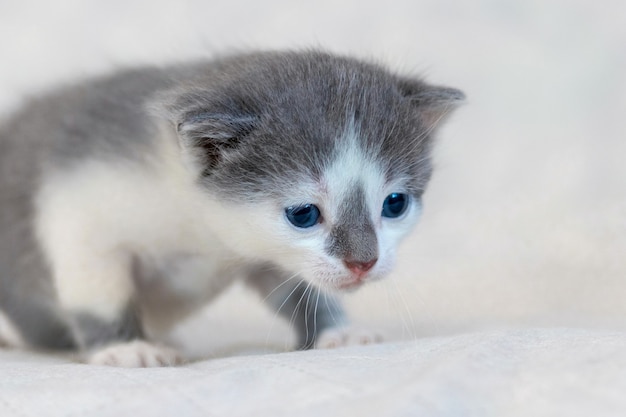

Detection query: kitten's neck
(149, 122), (254, 263)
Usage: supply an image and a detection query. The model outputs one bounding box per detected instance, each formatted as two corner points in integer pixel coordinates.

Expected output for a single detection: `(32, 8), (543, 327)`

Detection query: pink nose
(344, 259), (378, 276)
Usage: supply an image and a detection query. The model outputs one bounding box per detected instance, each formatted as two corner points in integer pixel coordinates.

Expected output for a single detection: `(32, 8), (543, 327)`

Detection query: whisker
(312, 287), (321, 345)
(302, 283), (315, 347)
(323, 291), (341, 328)
(260, 271), (301, 304)
(264, 278), (305, 349)
(389, 277), (416, 341)
(288, 281), (312, 349)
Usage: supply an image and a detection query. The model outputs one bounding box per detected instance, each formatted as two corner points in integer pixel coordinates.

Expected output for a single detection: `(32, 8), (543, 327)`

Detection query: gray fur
(326, 185), (378, 264)
(0, 112), (76, 349)
(0, 49), (463, 352)
(158, 51), (463, 201)
(72, 306), (144, 349)
(245, 264), (345, 349)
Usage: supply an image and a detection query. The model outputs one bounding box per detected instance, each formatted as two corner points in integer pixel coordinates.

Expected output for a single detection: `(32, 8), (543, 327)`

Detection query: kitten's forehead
(320, 120), (386, 217)
(205, 56), (433, 201)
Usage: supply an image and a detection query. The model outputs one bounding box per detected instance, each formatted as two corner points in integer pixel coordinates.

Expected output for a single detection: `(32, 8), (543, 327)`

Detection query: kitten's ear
(176, 110), (257, 147)
(151, 89), (259, 170)
(398, 78), (465, 131)
(176, 110), (258, 170)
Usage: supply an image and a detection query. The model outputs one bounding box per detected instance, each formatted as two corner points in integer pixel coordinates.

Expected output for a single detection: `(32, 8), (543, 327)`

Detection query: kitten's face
(206, 121), (424, 291)
(161, 51), (462, 291)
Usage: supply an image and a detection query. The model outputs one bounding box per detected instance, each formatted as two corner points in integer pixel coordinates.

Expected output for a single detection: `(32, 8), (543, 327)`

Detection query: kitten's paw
(87, 340), (183, 367)
(316, 326), (383, 349)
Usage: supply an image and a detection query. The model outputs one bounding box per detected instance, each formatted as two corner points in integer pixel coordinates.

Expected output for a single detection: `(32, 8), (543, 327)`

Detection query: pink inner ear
(412, 86), (465, 132)
(397, 77), (464, 134)
(419, 102), (461, 133)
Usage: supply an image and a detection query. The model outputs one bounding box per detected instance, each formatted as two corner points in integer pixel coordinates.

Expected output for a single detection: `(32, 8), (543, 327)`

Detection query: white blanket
(1, 328), (624, 417)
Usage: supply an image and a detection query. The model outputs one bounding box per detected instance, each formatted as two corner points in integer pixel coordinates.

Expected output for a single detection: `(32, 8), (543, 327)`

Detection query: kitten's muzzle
(334, 258), (377, 290)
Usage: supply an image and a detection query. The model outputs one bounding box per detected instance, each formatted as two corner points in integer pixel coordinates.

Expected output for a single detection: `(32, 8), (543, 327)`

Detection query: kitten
(0, 50), (463, 367)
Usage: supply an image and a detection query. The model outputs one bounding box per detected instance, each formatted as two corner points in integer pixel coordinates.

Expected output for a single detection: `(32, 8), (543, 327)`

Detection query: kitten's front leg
(246, 265), (382, 349)
(52, 251), (181, 367)
(71, 305), (181, 367)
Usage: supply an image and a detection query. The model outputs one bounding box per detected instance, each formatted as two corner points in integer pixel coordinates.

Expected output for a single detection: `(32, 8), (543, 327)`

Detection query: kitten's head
(159, 50), (463, 291)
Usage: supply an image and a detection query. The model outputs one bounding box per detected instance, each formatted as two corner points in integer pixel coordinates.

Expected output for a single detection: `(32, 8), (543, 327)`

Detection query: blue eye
(382, 193), (409, 218)
(285, 204), (321, 228)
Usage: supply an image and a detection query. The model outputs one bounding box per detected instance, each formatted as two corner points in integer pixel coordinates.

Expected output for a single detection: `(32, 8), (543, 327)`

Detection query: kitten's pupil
(382, 193), (409, 218)
(285, 204), (321, 228)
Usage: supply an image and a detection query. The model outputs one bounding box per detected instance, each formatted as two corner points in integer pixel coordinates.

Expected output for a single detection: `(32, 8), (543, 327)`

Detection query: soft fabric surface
(1, 328), (625, 417)
(1, 1), (624, 416)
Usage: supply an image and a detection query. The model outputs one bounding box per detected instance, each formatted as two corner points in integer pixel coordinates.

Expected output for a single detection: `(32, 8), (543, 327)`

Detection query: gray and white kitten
(0, 50), (463, 366)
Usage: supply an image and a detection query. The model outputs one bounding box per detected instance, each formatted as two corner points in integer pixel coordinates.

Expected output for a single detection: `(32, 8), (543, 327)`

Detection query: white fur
(88, 340), (182, 367)
(34, 134), (236, 328)
(0, 309), (26, 348)
(316, 325), (384, 349)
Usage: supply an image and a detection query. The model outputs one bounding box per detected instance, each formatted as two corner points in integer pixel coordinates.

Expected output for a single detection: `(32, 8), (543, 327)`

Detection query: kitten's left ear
(398, 78), (465, 131)
(150, 88), (259, 171)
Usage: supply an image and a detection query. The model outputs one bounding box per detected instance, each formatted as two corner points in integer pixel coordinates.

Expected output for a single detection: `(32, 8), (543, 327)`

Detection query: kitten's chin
(336, 279), (366, 292)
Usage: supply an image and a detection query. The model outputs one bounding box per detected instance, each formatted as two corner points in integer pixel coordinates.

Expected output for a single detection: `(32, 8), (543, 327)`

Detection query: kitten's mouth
(336, 278), (365, 291)
(334, 271), (385, 292)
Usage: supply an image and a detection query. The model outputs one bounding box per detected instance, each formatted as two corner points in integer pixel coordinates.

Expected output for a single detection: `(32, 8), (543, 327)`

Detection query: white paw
(87, 340), (183, 367)
(315, 326), (383, 349)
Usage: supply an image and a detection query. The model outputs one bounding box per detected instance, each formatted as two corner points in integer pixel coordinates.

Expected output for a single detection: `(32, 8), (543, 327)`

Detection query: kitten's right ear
(397, 78), (465, 132)
(151, 89), (259, 171)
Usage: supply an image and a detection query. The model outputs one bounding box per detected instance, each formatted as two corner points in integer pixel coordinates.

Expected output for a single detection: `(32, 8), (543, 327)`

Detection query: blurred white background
(0, 1), (624, 351)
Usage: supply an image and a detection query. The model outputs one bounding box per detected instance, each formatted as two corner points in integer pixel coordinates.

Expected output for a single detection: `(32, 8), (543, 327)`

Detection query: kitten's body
(0, 51), (462, 366)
